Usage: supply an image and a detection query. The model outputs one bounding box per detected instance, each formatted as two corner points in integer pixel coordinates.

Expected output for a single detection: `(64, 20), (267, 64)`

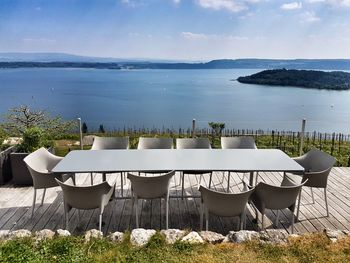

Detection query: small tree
(82, 122), (88, 134)
(99, 124), (105, 133)
(208, 122), (225, 136)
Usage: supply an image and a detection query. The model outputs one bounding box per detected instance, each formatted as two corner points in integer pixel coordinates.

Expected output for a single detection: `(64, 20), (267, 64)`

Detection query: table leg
(249, 171), (254, 186)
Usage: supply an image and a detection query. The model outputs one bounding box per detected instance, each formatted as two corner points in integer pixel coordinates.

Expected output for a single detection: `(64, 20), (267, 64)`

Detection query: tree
(82, 122), (88, 134)
(99, 124), (105, 133)
(208, 122), (225, 136)
(3, 105), (74, 138)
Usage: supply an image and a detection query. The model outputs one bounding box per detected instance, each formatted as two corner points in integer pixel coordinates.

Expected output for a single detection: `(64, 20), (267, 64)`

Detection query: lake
(0, 68), (350, 133)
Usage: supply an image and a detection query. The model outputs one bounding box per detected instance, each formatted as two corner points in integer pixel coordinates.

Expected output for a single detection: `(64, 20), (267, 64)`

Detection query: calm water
(0, 68), (350, 133)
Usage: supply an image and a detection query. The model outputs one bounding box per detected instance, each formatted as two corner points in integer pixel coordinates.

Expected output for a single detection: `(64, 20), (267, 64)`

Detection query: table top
(52, 149), (304, 174)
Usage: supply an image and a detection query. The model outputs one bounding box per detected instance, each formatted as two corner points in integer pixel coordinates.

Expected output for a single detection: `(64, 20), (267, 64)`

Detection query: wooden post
(299, 119), (306, 156)
(192, 119), (196, 138)
(77, 118), (83, 150)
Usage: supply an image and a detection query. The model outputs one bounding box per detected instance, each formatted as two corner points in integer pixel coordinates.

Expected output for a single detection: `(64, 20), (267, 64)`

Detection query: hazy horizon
(1, 0), (350, 60)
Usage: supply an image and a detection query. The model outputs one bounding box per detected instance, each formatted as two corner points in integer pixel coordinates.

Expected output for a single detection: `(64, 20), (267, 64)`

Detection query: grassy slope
(0, 233), (350, 263)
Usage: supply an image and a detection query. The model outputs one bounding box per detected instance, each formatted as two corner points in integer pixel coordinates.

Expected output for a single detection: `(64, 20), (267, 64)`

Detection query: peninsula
(237, 69), (350, 90)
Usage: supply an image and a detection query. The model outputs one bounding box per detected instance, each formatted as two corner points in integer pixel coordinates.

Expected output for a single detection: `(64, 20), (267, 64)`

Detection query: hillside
(237, 69), (350, 90)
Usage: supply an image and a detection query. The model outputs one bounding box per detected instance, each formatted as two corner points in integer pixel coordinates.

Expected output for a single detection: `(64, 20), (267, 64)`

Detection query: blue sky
(0, 0), (350, 60)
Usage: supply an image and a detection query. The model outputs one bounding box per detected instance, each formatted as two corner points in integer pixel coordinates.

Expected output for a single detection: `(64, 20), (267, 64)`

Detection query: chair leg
(324, 188), (329, 217)
(200, 202), (204, 231)
(205, 208), (209, 231)
(135, 196), (139, 228)
(275, 210), (280, 227)
(261, 212), (265, 231)
(291, 211), (295, 234)
(102, 173), (106, 182)
(311, 187), (315, 204)
(227, 172), (231, 193)
(296, 189), (302, 221)
(181, 172), (185, 200)
(99, 214), (103, 232)
(64, 204), (69, 230)
(165, 195), (169, 230)
(31, 189), (37, 217)
(121, 172), (124, 197)
(255, 172), (259, 185)
(90, 173), (94, 185)
(40, 188), (46, 206)
(208, 172), (212, 189)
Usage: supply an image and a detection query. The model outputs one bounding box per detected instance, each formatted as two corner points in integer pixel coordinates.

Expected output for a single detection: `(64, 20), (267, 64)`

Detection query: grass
(0, 233), (350, 263)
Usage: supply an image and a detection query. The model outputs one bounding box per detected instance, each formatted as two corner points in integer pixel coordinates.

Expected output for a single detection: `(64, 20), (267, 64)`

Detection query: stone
(56, 229), (71, 237)
(84, 229), (103, 242)
(259, 230), (289, 244)
(9, 229), (32, 239)
(160, 229), (186, 244)
(181, 231), (204, 244)
(199, 231), (225, 244)
(83, 135), (96, 146)
(130, 228), (156, 246)
(35, 229), (55, 241)
(108, 231), (124, 243)
(227, 230), (260, 243)
(0, 230), (10, 240)
(324, 229), (347, 242)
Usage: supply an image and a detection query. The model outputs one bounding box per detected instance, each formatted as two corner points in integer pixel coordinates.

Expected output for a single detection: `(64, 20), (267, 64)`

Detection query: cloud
(22, 38), (56, 44)
(280, 2), (302, 10)
(307, 0), (350, 6)
(173, 0), (181, 3)
(196, 0), (249, 12)
(300, 11), (320, 22)
(181, 32), (208, 40)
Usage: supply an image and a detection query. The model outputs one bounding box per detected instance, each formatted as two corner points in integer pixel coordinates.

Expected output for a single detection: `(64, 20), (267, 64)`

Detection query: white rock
(130, 228), (156, 246)
(9, 229), (32, 239)
(181, 231), (204, 244)
(108, 231), (124, 243)
(83, 135), (96, 146)
(84, 229), (103, 242)
(199, 231), (225, 244)
(259, 230), (289, 244)
(56, 229), (71, 237)
(160, 229), (186, 244)
(35, 229), (55, 241)
(228, 230), (260, 243)
(324, 229), (348, 242)
(0, 230), (10, 240)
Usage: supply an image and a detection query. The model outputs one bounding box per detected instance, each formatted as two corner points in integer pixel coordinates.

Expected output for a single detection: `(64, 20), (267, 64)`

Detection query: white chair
(90, 136), (129, 196)
(128, 170), (175, 229)
(199, 185), (254, 231)
(221, 136), (258, 191)
(176, 138), (212, 198)
(23, 147), (72, 217)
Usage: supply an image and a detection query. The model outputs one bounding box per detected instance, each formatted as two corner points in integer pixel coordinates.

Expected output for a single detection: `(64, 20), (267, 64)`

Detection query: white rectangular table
(53, 149), (304, 197)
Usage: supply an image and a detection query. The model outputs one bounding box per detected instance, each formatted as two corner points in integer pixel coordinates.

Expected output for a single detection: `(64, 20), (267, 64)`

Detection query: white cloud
(181, 32), (208, 40)
(306, 0), (325, 3)
(196, 0), (248, 12)
(300, 11), (320, 22)
(22, 38), (56, 44)
(280, 2), (302, 10)
(307, 0), (350, 6)
(173, 0), (181, 4)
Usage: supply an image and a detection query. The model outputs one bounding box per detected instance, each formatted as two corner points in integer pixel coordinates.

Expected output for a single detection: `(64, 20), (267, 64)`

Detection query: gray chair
(23, 147), (71, 217)
(55, 177), (115, 231)
(221, 136), (258, 191)
(137, 137), (173, 149)
(176, 138), (212, 198)
(246, 179), (307, 234)
(283, 148), (336, 218)
(127, 170), (175, 229)
(199, 185), (254, 231)
(91, 136), (129, 196)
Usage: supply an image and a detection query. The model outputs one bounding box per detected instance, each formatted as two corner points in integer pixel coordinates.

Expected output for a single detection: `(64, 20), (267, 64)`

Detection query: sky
(0, 0), (350, 60)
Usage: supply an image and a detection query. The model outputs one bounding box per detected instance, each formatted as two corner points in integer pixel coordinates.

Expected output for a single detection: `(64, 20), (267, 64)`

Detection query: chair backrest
(199, 185), (254, 217)
(303, 148), (336, 172)
(55, 178), (111, 210)
(137, 137), (173, 149)
(176, 138), (211, 149)
(127, 170), (175, 199)
(91, 136), (129, 150)
(23, 147), (61, 173)
(221, 136), (257, 149)
(253, 181), (306, 210)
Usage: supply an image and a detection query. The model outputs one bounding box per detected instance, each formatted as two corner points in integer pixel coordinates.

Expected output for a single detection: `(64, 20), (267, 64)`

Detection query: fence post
(299, 119), (306, 155)
(77, 118), (83, 150)
(192, 119), (196, 138)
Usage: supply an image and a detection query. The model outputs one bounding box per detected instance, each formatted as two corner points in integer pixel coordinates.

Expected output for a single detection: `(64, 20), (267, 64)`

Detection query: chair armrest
(242, 179), (253, 191)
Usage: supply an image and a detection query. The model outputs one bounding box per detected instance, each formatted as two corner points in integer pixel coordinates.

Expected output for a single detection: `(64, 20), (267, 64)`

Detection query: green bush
(17, 127), (52, 153)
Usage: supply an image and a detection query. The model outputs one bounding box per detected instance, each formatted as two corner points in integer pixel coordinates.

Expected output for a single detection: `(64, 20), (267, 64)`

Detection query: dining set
(23, 136), (336, 233)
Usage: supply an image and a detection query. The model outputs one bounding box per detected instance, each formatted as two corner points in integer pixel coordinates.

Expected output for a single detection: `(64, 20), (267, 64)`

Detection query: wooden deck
(1, 168), (350, 235)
